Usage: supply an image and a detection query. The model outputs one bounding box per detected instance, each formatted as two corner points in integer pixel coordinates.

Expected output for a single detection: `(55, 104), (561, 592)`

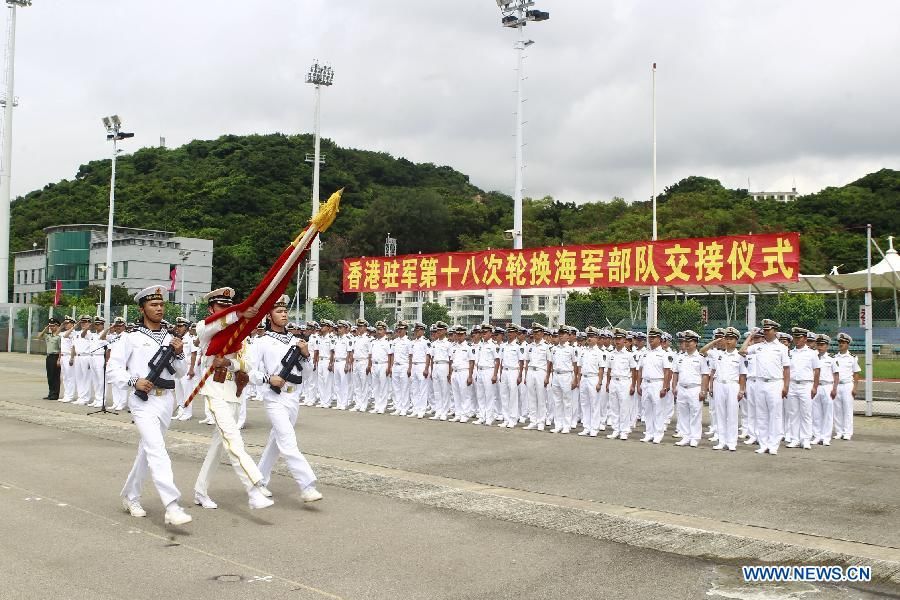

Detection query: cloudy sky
(5, 0), (900, 204)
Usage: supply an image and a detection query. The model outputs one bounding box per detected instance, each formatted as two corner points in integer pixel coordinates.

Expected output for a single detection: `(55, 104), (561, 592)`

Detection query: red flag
(203, 227), (311, 357)
(53, 280), (62, 306)
(169, 266), (177, 291)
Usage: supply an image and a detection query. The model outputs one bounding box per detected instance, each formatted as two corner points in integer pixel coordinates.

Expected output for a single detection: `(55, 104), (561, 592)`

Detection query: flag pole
(649, 61), (658, 329)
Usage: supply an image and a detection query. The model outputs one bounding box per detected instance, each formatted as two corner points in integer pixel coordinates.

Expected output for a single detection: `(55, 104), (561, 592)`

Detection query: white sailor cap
(204, 287), (235, 306)
(134, 285), (167, 305)
(272, 294), (290, 308)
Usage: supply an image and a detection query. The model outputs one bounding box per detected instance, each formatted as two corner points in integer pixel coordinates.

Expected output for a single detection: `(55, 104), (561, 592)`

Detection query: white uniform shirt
(430, 338), (452, 364)
(749, 340), (790, 381)
(353, 333), (372, 361)
(606, 348), (634, 379)
(639, 346), (671, 380)
(410, 337), (431, 365)
(499, 341), (525, 369)
(72, 329), (97, 356)
(744, 351), (758, 379)
(333, 333), (353, 361)
(107, 325), (188, 391)
(788, 346), (820, 383)
(578, 345), (604, 376)
(817, 353), (835, 386)
(248, 331), (307, 398)
(450, 341), (476, 371)
(370, 337), (391, 364)
(526, 340), (551, 371)
(833, 351), (861, 383)
(552, 342), (579, 374)
(712, 349), (746, 383)
(391, 336), (412, 371)
(706, 348), (722, 379)
(674, 351), (710, 386)
(476, 339), (499, 369)
(317, 333), (336, 362)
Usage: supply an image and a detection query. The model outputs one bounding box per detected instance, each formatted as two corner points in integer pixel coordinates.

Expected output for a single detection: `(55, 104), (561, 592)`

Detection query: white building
(750, 187), (799, 202)
(12, 224), (213, 306)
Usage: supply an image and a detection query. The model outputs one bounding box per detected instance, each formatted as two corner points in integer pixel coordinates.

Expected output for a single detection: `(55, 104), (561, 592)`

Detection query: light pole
(178, 249), (191, 315)
(0, 0), (30, 304)
(101, 115), (133, 323)
(648, 62), (658, 329)
(304, 60), (334, 322)
(496, 0), (549, 326)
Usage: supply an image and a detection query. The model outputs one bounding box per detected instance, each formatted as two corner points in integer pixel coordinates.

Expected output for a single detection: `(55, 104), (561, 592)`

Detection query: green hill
(10, 133), (899, 299)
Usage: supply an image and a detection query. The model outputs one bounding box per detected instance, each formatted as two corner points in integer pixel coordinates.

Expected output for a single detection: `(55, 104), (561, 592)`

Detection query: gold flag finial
(310, 188), (344, 233)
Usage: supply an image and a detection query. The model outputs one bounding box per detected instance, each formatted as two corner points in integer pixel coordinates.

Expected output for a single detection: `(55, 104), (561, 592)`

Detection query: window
(537, 296), (547, 311)
(16, 270), (20, 284)
(112, 262), (118, 278)
(122, 261), (128, 277)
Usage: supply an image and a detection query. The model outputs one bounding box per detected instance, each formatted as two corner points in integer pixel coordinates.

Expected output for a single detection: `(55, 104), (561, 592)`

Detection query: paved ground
(2, 354), (899, 598)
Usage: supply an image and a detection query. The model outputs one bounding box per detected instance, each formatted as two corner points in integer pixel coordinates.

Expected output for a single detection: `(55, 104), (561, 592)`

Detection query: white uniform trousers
(91, 356), (106, 402)
(640, 380), (665, 441)
(391, 371), (412, 414)
(175, 375), (194, 418)
(550, 372), (574, 428)
(675, 384), (702, 442)
(628, 388), (640, 428)
(518, 379), (529, 421)
(756, 380), (785, 452)
(591, 383), (610, 432)
(316, 363), (334, 408)
(370, 363), (390, 412)
(663, 389), (675, 428)
(257, 394), (317, 491)
(811, 384), (834, 442)
(578, 374), (599, 431)
(786, 382), (813, 444)
(332, 361), (352, 409)
(475, 368), (497, 422)
(716, 381), (740, 449)
(744, 379), (758, 440)
(525, 368), (548, 425)
(739, 384), (750, 437)
(833, 382), (854, 438)
(431, 363), (451, 418)
(351, 360), (370, 410)
(707, 385), (718, 434)
(607, 377), (632, 434)
(301, 359), (317, 406)
(498, 368), (519, 423)
(74, 356), (94, 403)
(195, 396), (263, 496)
(110, 381), (129, 411)
(451, 369), (474, 418)
(121, 390), (180, 507)
(410, 366), (429, 415)
(61, 359), (76, 401)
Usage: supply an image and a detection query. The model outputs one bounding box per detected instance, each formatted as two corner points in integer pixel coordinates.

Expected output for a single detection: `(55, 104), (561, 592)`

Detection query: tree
(80, 284), (134, 307)
(362, 292), (394, 325)
(421, 302), (450, 326)
(313, 297), (340, 323)
(771, 294), (826, 331)
(565, 288), (630, 330)
(659, 299), (703, 334)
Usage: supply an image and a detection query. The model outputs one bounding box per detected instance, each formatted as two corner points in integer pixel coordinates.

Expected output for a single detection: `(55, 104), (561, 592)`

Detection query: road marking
(0, 478), (345, 600)
(249, 575), (273, 583)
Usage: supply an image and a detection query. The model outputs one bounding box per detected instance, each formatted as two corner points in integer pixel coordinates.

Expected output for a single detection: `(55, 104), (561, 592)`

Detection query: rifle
(135, 333), (182, 401)
(270, 344), (304, 394)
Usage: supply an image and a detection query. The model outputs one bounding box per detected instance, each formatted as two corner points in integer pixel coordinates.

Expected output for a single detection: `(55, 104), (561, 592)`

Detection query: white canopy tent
(636, 232), (898, 416)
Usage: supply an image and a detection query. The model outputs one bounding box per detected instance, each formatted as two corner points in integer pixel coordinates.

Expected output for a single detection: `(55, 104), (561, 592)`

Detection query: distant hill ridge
(10, 133), (899, 298)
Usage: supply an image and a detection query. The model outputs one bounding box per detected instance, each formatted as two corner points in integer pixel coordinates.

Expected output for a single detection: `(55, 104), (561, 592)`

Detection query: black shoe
(47, 396), (58, 401)
(42, 395), (51, 400)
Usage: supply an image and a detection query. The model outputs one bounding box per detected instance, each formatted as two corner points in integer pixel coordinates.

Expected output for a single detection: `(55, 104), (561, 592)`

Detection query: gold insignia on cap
(224, 289), (232, 297)
(156, 287), (162, 295)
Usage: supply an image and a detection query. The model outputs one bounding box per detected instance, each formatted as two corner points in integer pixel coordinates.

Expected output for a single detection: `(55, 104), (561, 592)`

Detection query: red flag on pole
(53, 280), (62, 306)
(169, 266), (177, 292)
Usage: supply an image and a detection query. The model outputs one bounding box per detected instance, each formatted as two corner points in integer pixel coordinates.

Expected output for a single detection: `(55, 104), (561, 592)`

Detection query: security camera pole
(0, 0), (31, 304)
(496, 0), (549, 326)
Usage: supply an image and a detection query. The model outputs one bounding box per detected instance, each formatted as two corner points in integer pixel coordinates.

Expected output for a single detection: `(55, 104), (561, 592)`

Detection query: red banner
(342, 233), (800, 292)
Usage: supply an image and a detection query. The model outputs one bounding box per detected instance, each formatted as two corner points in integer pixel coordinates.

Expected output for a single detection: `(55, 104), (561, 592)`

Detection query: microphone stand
(87, 342), (117, 416)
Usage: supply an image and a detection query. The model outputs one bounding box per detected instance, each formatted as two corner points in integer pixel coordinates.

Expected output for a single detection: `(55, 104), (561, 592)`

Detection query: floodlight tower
(496, 0), (549, 326)
(0, 0), (31, 303)
(304, 60), (334, 322)
(101, 115), (133, 322)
